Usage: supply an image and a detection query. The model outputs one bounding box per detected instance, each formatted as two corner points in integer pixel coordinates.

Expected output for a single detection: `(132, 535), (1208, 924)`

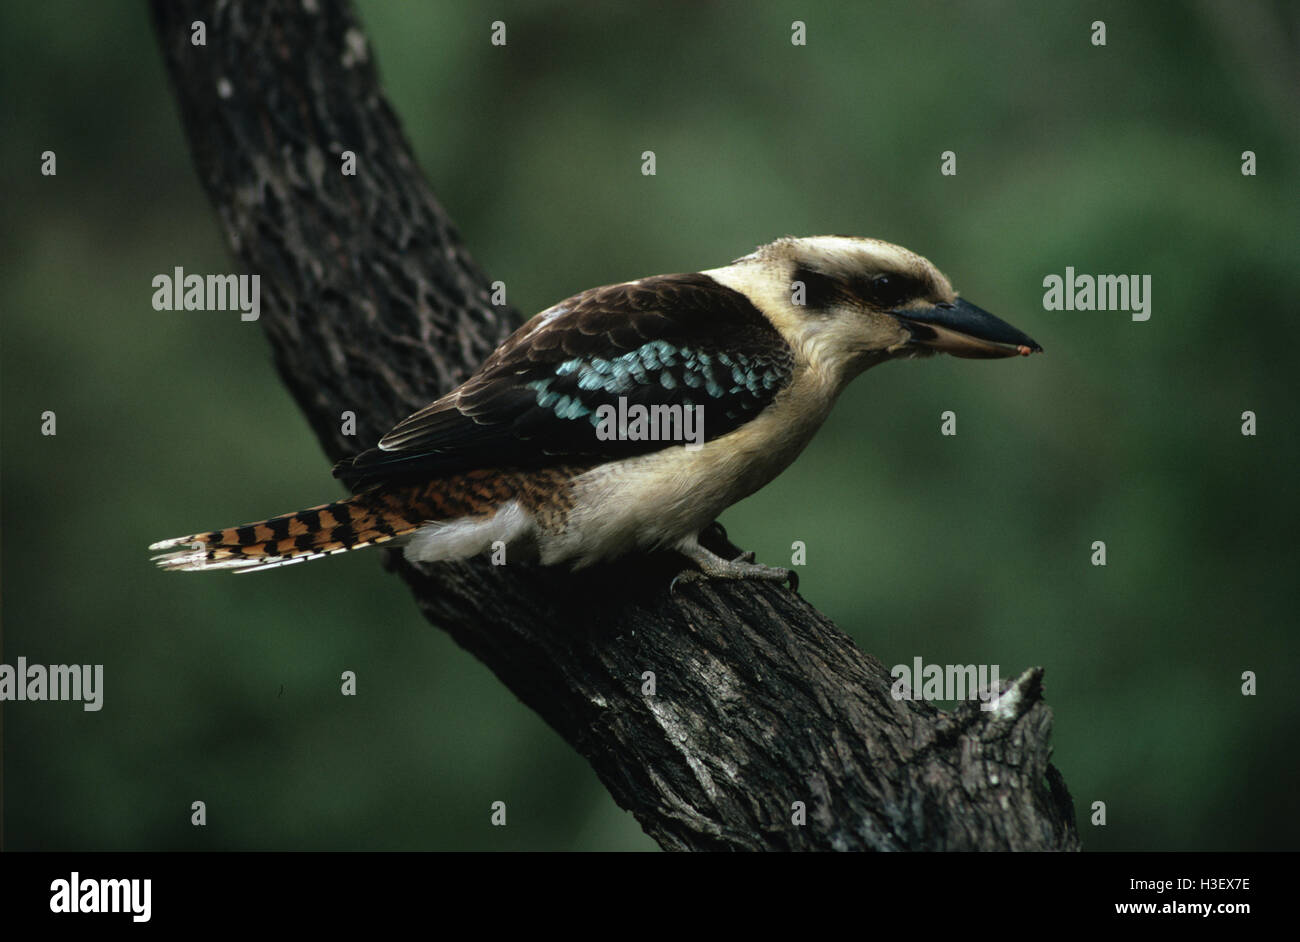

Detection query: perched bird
(150, 235), (1041, 584)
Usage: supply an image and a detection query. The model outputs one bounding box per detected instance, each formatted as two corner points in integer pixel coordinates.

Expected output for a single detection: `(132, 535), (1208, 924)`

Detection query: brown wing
(334, 273), (794, 490)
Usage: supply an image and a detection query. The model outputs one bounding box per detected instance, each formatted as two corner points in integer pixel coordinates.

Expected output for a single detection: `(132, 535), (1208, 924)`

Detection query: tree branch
(151, 0), (1079, 851)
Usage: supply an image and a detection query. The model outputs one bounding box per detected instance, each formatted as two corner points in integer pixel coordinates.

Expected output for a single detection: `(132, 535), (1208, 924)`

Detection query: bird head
(707, 235), (1042, 383)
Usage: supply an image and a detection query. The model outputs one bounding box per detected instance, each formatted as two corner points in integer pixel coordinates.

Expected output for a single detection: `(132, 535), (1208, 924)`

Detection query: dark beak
(894, 298), (1043, 359)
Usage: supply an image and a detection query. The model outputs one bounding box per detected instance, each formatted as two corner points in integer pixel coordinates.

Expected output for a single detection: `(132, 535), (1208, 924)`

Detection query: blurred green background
(3, 0), (1297, 851)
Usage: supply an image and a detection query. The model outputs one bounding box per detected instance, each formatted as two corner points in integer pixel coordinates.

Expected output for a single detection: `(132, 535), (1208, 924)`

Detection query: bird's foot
(671, 536), (799, 593)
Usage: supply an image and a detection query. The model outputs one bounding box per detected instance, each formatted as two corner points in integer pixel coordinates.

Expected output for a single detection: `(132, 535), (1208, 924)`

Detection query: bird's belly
(537, 403), (827, 568)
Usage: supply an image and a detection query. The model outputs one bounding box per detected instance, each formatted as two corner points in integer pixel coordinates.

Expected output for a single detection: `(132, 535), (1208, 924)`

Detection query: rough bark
(150, 0), (1079, 851)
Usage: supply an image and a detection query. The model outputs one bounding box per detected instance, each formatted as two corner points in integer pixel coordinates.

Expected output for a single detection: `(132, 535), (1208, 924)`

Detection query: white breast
(537, 367), (837, 569)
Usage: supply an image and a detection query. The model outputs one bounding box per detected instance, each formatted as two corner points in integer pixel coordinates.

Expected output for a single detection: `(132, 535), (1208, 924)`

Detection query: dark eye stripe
(794, 267), (923, 312)
(851, 274), (917, 309)
(791, 267), (850, 311)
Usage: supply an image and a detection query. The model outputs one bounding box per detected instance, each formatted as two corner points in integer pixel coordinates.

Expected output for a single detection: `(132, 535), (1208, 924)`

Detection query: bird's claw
(671, 547), (799, 594)
(670, 569), (709, 594)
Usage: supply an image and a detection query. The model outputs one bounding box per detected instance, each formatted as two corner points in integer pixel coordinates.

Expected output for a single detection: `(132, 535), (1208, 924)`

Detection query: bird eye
(868, 274), (910, 309)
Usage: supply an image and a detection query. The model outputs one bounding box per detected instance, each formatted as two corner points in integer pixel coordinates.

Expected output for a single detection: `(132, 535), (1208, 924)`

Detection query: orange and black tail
(148, 487), (429, 573)
(149, 468), (578, 574)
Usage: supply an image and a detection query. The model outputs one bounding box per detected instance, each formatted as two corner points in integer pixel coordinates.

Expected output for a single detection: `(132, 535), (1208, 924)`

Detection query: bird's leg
(670, 534), (798, 592)
(700, 519), (730, 545)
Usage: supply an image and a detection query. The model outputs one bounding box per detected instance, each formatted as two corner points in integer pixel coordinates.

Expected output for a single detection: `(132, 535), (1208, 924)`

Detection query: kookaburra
(151, 235), (1041, 584)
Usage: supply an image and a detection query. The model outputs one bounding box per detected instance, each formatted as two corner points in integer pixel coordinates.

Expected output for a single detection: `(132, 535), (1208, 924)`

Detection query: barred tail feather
(149, 490), (425, 574)
(148, 469), (557, 574)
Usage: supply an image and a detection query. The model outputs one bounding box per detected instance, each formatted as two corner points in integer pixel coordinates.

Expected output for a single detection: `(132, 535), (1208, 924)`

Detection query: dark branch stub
(150, 0), (1079, 851)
